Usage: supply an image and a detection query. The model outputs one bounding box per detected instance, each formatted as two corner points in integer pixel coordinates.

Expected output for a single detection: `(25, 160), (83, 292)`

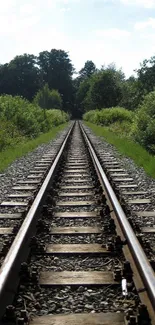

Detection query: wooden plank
(128, 199), (150, 204)
(1, 201), (27, 207)
(30, 312), (125, 325)
(0, 213), (22, 219)
(33, 167), (47, 170)
(35, 160), (52, 163)
(65, 165), (88, 168)
(135, 211), (155, 217)
(63, 174), (89, 177)
(65, 169), (88, 173)
(0, 227), (13, 234)
(60, 185), (94, 190)
(40, 271), (117, 286)
(46, 244), (106, 254)
(63, 179), (92, 183)
(29, 171), (45, 174)
(27, 175), (42, 179)
(108, 169), (124, 172)
(113, 178), (133, 182)
(68, 159), (86, 162)
(12, 186), (36, 190)
(36, 163), (49, 166)
(122, 191), (147, 195)
(56, 201), (95, 207)
(65, 162), (88, 169)
(59, 192), (93, 197)
(118, 184), (138, 188)
(141, 227), (155, 233)
(50, 226), (101, 234)
(8, 193), (32, 198)
(111, 173), (128, 177)
(54, 211), (98, 218)
(16, 180), (40, 184)
(104, 162), (119, 165)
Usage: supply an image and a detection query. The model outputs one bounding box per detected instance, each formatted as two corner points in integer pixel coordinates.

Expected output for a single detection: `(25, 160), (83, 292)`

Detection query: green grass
(0, 123), (68, 172)
(85, 122), (155, 178)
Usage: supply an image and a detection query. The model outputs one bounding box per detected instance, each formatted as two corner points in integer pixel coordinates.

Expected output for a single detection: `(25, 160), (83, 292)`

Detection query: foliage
(33, 84), (62, 110)
(136, 56), (155, 93)
(132, 91), (155, 153)
(38, 49), (75, 112)
(79, 60), (96, 79)
(0, 95), (69, 152)
(0, 123), (68, 172)
(83, 107), (133, 127)
(0, 54), (40, 101)
(0, 49), (75, 114)
(0, 119), (23, 151)
(119, 76), (143, 110)
(76, 66), (123, 114)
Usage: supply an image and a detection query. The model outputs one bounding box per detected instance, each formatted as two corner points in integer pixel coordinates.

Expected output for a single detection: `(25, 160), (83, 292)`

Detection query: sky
(1, 0), (155, 77)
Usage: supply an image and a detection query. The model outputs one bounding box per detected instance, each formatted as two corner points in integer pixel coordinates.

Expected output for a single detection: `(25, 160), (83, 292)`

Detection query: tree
(33, 84), (62, 111)
(79, 60), (96, 79)
(136, 56), (155, 93)
(38, 49), (74, 112)
(0, 54), (40, 100)
(119, 76), (143, 110)
(88, 70), (122, 109)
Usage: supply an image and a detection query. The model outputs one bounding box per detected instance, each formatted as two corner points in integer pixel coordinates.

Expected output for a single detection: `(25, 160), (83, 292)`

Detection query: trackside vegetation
(0, 94), (69, 171)
(83, 99), (155, 178)
(0, 124), (68, 172)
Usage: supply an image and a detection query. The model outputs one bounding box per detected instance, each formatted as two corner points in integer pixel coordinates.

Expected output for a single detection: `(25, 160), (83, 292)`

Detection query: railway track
(0, 121), (155, 324)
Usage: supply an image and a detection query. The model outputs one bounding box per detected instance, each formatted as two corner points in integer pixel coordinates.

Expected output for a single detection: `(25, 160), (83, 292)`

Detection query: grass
(85, 122), (155, 178)
(0, 123), (68, 172)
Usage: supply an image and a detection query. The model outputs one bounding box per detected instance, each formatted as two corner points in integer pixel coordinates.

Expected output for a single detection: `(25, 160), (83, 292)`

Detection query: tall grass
(85, 122), (155, 178)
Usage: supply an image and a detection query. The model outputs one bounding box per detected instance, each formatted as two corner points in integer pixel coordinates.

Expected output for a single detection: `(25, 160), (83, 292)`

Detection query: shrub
(132, 91), (155, 153)
(0, 118), (24, 151)
(33, 84), (62, 109)
(83, 107), (133, 126)
(0, 95), (69, 152)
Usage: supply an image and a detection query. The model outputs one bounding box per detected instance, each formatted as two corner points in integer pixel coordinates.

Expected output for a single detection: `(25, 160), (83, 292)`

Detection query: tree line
(1, 49), (155, 117)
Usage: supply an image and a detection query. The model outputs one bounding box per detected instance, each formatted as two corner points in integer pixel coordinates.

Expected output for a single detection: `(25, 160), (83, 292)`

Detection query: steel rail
(0, 122), (75, 320)
(80, 122), (155, 312)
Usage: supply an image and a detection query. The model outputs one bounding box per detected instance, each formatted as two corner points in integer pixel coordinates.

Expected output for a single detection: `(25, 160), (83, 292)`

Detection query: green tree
(79, 60), (96, 79)
(136, 56), (155, 93)
(119, 76), (143, 110)
(88, 70), (122, 109)
(0, 54), (40, 100)
(38, 49), (74, 112)
(34, 84), (62, 111)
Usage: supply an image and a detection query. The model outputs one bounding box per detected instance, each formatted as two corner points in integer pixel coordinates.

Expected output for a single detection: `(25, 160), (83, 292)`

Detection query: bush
(0, 118), (24, 151)
(132, 91), (155, 153)
(33, 84), (62, 110)
(0, 95), (69, 152)
(83, 107), (133, 126)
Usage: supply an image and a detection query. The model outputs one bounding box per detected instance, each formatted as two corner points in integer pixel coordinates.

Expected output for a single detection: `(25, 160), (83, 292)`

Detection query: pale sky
(1, 0), (155, 77)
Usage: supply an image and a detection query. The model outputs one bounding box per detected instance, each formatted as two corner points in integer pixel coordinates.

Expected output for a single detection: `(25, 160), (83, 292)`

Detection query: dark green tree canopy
(0, 54), (40, 101)
(38, 49), (75, 112)
(79, 60), (96, 79)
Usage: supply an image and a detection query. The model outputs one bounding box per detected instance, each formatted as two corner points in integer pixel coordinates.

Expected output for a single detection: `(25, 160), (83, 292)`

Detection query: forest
(0, 49), (155, 153)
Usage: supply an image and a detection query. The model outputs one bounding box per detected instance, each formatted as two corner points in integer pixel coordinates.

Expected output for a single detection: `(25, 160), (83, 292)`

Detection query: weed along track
(0, 121), (154, 324)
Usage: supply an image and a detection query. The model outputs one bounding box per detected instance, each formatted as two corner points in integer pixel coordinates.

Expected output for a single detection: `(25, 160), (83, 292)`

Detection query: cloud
(95, 28), (130, 40)
(135, 17), (155, 29)
(120, 0), (155, 8)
